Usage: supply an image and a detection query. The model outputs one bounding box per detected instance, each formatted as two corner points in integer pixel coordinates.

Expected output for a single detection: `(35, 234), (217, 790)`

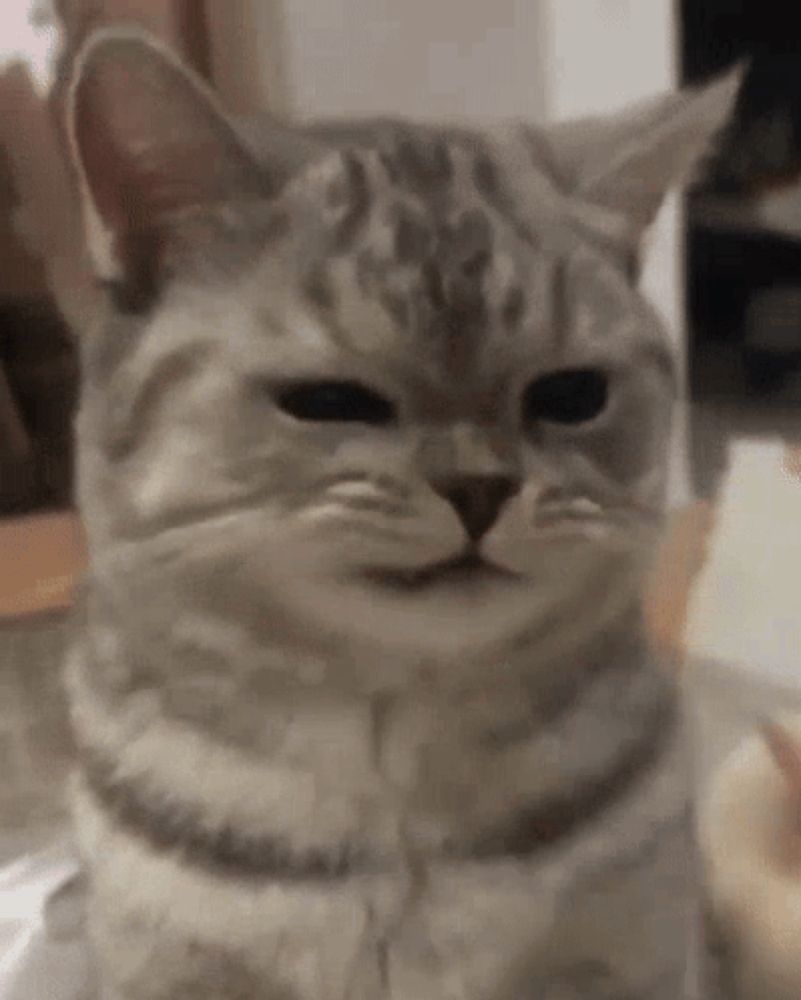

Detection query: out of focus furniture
(0, 0), (252, 517)
(683, 1), (801, 401)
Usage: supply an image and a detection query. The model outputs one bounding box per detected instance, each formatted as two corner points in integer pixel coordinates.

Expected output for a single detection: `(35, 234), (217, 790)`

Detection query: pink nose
(432, 475), (519, 542)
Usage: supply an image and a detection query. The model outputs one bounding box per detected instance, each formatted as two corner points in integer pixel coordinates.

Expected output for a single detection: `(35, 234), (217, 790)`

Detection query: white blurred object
(685, 439), (801, 683)
(685, 441), (801, 996)
(699, 719), (801, 1000)
(0, 842), (89, 999)
(0, 0), (63, 95)
(684, 437), (801, 823)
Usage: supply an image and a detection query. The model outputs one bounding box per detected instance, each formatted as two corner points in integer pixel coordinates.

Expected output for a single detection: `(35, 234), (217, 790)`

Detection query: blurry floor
(0, 615), (73, 866)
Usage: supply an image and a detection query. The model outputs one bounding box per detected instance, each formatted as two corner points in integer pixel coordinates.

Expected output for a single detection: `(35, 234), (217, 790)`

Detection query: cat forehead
(248, 126), (646, 377)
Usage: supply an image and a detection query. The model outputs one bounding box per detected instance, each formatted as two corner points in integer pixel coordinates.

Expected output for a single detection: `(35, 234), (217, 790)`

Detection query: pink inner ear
(71, 39), (267, 255)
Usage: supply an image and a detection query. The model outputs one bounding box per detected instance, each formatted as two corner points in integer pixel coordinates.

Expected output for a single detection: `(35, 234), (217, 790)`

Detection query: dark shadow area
(682, 1), (801, 493)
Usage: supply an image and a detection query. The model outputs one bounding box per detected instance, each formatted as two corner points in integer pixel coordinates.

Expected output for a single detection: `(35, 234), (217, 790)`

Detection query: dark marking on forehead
(379, 134), (454, 193)
(380, 290), (411, 331)
(377, 147), (400, 183)
(393, 205), (431, 263)
(550, 258), (570, 347)
(471, 147), (537, 247)
(624, 249), (640, 285)
(518, 124), (564, 188)
(422, 259), (446, 313)
(327, 152), (370, 251)
(472, 150), (501, 200)
(354, 246), (394, 302)
(502, 284), (525, 331)
(302, 262), (336, 312)
(439, 208), (493, 277)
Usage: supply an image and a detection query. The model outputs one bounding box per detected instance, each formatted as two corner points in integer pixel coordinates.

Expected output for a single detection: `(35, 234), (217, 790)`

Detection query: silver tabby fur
(64, 27), (738, 1000)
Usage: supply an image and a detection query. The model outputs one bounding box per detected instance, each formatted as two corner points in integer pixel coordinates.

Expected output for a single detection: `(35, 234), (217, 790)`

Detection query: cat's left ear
(543, 67), (743, 239)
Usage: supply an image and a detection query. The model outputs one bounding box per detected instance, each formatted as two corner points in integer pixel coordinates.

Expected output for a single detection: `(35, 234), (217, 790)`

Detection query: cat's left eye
(275, 381), (396, 425)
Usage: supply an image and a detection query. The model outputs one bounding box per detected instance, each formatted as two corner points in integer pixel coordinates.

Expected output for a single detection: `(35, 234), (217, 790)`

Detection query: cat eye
(523, 368), (608, 426)
(275, 381), (396, 425)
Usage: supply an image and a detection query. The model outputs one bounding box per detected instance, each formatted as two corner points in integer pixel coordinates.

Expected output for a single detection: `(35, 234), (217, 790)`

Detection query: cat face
(69, 31), (738, 660)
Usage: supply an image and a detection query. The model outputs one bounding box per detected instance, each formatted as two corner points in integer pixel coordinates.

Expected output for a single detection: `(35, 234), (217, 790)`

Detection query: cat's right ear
(66, 28), (271, 302)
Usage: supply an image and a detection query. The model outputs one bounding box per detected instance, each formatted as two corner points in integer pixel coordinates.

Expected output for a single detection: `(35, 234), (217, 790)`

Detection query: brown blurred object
(57, 0), (212, 76)
(0, 1), (262, 338)
(643, 500), (718, 667)
(0, 299), (77, 513)
(0, 1), (243, 520)
(0, 56), (81, 511)
(0, 510), (86, 620)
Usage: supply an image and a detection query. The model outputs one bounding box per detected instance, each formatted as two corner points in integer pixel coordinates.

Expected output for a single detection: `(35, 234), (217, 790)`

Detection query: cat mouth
(363, 552), (519, 591)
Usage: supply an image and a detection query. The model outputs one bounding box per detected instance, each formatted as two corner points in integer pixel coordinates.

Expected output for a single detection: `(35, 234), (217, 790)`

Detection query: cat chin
(273, 564), (629, 671)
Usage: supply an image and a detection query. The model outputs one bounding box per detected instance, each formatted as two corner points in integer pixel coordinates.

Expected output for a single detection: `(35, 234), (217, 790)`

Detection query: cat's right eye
(275, 381), (396, 426)
(523, 368), (609, 426)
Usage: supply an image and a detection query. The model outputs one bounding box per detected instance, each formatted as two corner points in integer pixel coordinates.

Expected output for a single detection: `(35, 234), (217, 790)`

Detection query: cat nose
(433, 474), (519, 543)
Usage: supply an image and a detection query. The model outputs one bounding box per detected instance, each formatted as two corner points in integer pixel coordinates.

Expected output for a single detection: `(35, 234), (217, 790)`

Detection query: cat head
(67, 30), (738, 664)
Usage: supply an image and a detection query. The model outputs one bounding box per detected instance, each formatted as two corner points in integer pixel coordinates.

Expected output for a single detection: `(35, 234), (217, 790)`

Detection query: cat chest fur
(69, 629), (693, 999)
(74, 718), (693, 1000)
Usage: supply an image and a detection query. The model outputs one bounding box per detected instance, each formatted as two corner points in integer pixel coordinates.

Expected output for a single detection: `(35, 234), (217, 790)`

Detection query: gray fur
(64, 26), (739, 1000)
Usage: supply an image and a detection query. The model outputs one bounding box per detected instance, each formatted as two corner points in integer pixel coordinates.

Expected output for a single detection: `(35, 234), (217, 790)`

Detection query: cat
(63, 26), (739, 1000)
(700, 719), (801, 1000)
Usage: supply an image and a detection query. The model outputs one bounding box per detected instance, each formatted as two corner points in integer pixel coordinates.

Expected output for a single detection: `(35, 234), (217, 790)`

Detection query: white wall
(275, 0), (547, 121)
(246, 0), (690, 503)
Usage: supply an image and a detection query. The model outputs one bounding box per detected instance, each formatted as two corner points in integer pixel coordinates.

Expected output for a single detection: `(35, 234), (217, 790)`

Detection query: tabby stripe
(465, 693), (677, 858)
(485, 629), (647, 749)
(83, 753), (377, 880)
(79, 692), (675, 880)
(103, 341), (213, 460)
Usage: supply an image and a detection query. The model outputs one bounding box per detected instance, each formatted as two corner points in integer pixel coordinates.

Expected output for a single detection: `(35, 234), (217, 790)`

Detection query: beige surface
(686, 439), (801, 683)
(0, 512), (85, 620)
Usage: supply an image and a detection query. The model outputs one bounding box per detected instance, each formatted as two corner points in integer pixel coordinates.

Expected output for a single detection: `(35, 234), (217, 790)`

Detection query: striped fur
(65, 28), (738, 1000)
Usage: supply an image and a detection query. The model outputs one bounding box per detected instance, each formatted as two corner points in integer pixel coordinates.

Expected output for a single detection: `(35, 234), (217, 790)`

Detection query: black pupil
(276, 381), (395, 425)
(524, 368), (608, 425)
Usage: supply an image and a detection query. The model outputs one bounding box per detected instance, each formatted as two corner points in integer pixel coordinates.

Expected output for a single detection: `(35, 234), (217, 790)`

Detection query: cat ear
(761, 719), (801, 796)
(66, 28), (271, 298)
(543, 67), (743, 239)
